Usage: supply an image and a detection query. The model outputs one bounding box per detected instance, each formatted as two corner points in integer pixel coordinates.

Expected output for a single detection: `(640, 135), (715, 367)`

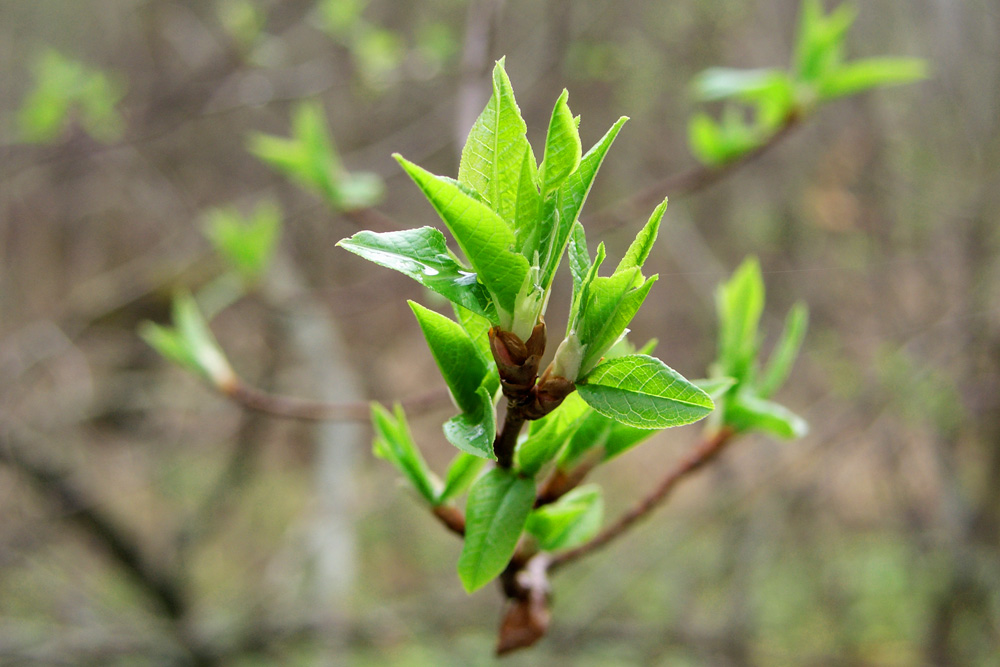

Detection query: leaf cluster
(688, 0), (926, 165)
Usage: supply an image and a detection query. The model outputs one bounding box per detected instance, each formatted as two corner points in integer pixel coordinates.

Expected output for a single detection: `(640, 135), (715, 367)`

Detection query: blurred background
(1, 0), (998, 664)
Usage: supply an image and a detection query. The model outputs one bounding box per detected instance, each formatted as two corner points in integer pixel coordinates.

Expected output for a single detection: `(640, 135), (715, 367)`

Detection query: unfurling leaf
(371, 403), (441, 504)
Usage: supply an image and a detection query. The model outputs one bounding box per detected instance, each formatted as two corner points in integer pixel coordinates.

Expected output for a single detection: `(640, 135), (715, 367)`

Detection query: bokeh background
(2, 0), (999, 664)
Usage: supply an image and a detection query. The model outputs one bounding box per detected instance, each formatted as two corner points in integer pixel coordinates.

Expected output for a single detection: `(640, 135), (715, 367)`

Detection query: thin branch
(549, 427), (735, 572)
(224, 381), (449, 422)
(586, 115), (801, 232)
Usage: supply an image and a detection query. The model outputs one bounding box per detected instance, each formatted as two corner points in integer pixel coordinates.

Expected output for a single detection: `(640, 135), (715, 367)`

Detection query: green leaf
(716, 257), (765, 382)
(453, 304), (500, 398)
(438, 452), (487, 504)
(693, 376), (739, 401)
(337, 227), (497, 321)
(395, 155), (531, 320)
(139, 291), (235, 388)
(371, 403), (441, 503)
(457, 468), (535, 593)
(250, 101), (383, 211)
(688, 112), (727, 166)
(758, 302), (809, 398)
(692, 67), (787, 102)
(558, 399), (655, 466)
(203, 201), (282, 284)
(794, 0), (857, 83)
(512, 145), (542, 252)
(576, 270), (658, 375)
(409, 302), (489, 415)
(727, 393), (808, 440)
(17, 50), (125, 144)
(538, 89), (582, 195)
(443, 385), (496, 459)
(526, 485), (603, 551)
(577, 354), (714, 429)
(817, 58), (927, 100)
(538, 116), (628, 289)
(615, 198), (666, 273)
(458, 58), (531, 224)
(516, 393), (590, 476)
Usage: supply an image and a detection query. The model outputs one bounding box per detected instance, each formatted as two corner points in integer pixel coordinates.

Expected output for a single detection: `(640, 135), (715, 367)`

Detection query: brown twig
(586, 114), (802, 232)
(549, 427), (735, 572)
(224, 381), (449, 422)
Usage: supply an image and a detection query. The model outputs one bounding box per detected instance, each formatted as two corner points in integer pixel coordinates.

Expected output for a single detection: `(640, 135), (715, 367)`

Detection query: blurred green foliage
(17, 49), (125, 143)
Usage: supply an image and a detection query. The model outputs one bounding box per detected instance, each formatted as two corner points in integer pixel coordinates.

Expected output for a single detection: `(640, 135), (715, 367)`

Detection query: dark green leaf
(457, 468), (535, 592)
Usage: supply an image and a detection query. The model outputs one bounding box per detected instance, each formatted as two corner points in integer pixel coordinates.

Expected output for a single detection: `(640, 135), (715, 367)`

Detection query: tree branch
(548, 427), (735, 572)
(224, 381), (449, 422)
(586, 115), (801, 232)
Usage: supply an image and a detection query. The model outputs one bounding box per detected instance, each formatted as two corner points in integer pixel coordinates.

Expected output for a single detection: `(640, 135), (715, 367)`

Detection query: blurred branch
(588, 114), (801, 231)
(0, 434), (217, 663)
(225, 381), (449, 422)
(549, 427), (735, 572)
(0, 435), (187, 620)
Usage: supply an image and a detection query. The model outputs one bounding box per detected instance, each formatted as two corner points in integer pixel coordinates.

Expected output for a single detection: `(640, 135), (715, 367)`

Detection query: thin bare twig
(586, 115), (802, 232)
(549, 427), (735, 572)
(224, 381), (449, 422)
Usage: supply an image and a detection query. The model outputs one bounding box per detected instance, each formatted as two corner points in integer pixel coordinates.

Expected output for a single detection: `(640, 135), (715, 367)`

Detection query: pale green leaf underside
(458, 468), (535, 593)
(337, 227), (496, 321)
(443, 386), (496, 460)
(577, 354), (714, 429)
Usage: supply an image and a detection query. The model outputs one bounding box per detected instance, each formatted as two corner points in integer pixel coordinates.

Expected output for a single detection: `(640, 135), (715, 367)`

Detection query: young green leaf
(453, 304), (501, 398)
(443, 385), (497, 460)
(139, 291), (236, 390)
(395, 155), (531, 320)
(577, 354), (714, 429)
(537, 116), (628, 289)
(203, 201), (282, 284)
(438, 452), (487, 504)
(615, 198), (666, 273)
(516, 392), (590, 476)
(337, 227), (497, 321)
(538, 89), (582, 195)
(250, 101), (383, 211)
(727, 393), (808, 439)
(371, 403), (441, 504)
(458, 58), (531, 224)
(693, 376), (739, 401)
(457, 468), (536, 593)
(758, 301), (809, 398)
(526, 485), (603, 551)
(794, 0), (857, 84)
(576, 270), (658, 376)
(693, 67), (787, 102)
(716, 256), (765, 381)
(409, 302), (489, 415)
(817, 58), (928, 100)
